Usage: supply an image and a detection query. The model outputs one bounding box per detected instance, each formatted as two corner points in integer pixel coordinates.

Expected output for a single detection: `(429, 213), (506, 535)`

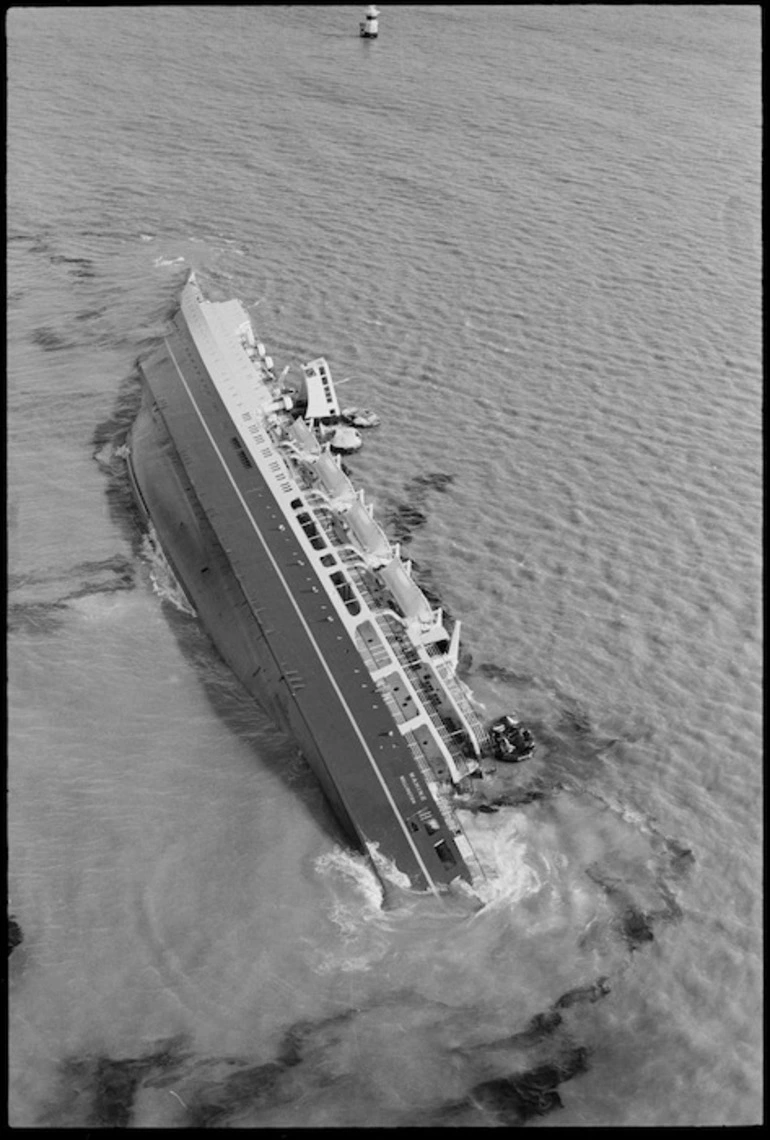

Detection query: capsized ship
(126, 272), (534, 900)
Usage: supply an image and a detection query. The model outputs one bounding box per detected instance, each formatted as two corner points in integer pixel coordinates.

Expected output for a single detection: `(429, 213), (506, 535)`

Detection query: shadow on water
(378, 470), (455, 546)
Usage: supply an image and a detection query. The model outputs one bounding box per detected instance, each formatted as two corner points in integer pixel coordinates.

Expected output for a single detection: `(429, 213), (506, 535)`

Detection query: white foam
(315, 845), (385, 913)
(140, 528), (196, 617)
(364, 840), (413, 893)
(460, 811), (545, 911)
(310, 846), (393, 972)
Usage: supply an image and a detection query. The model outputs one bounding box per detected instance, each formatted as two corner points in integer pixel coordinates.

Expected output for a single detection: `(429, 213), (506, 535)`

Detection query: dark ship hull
(126, 275), (488, 899)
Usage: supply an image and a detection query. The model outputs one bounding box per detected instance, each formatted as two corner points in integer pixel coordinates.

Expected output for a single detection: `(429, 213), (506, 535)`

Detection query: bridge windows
(330, 570), (361, 616)
(296, 510), (327, 551)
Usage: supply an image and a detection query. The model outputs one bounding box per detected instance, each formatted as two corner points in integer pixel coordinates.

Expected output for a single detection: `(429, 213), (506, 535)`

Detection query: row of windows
(289, 498), (360, 615)
(330, 570), (361, 616)
(317, 364), (335, 409)
(297, 510), (326, 551)
(230, 436), (253, 469)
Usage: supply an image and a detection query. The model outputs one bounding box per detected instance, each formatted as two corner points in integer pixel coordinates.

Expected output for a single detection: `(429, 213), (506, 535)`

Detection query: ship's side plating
(127, 275), (485, 896)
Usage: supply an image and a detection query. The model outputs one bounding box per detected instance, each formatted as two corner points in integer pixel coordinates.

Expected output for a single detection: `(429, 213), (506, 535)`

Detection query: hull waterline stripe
(163, 338), (442, 898)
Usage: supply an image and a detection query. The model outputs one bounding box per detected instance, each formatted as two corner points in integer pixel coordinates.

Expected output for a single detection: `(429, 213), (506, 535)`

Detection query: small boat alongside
(341, 406), (380, 429)
(489, 715), (536, 763)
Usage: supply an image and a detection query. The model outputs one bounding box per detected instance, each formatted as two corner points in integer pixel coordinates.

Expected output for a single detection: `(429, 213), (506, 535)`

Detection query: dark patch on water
(473, 661), (657, 769)
(8, 231), (40, 244)
(45, 997), (597, 1128)
(554, 976), (611, 1010)
(463, 775), (563, 812)
(383, 470), (456, 545)
(16, 232), (96, 277)
(48, 253), (96, 279)
(31, 326), (74, 352)
(456, 661), (695, 970)
(45, 1037), (190, 1128)
(466, 1048), (590, 1124)
(184, 1059), (292, 1128)
(8, 556), (138, 635)
(67, 556), (136, 598)
(460, 981), (610, 1065)
(584, 858), (685, 952)
(90, 1055), (168, 1127)
(7, 600), (70, 636)
(459, 1008), (566, 1061)
(665, 837), (696, 878)
(510, 1008), (564, 1044)
(405, 471), (455, 496)
(384, 502), (427, 544)
(44, 1013), (352, 1127)
(442, 1027), (592, 1127)
(477, 660), (536, 688)
(618, 906), (656, 950)
(557, 701), (592, 736)
(92, 364), (145, 463)
(437, 974), (613, 1125)
(75, 306), (108, 322)
(27, 238), (54, 255)
(8, 914), (23, 955)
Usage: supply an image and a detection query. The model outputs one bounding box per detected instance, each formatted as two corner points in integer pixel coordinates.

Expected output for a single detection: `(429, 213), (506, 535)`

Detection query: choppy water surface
(8, 5), (761, 1127)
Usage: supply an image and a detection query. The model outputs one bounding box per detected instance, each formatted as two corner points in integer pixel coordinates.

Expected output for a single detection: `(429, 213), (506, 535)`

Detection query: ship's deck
(134, 308), (484, 896)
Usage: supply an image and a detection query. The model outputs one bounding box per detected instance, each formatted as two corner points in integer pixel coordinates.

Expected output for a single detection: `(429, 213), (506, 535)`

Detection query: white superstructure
(180, 273), (489, 833)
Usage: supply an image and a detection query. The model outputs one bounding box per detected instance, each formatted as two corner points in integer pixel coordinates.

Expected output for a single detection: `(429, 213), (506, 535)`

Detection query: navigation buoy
(360, 5), (380, 39)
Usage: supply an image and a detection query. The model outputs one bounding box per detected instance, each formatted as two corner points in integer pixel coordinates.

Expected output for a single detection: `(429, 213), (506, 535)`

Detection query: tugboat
(489, 714), (535, 763)
(360, 5), (380, 39)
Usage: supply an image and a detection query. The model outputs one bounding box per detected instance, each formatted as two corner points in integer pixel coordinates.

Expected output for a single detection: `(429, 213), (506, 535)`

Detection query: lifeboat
(489, 714), (535, 762)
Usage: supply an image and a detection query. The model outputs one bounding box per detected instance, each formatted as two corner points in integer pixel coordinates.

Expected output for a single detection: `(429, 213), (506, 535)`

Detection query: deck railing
(287, 479), (488, 767)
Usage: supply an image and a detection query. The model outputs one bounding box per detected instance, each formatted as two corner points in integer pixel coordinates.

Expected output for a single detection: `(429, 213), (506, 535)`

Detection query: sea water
(7, 5), (761, 1127)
